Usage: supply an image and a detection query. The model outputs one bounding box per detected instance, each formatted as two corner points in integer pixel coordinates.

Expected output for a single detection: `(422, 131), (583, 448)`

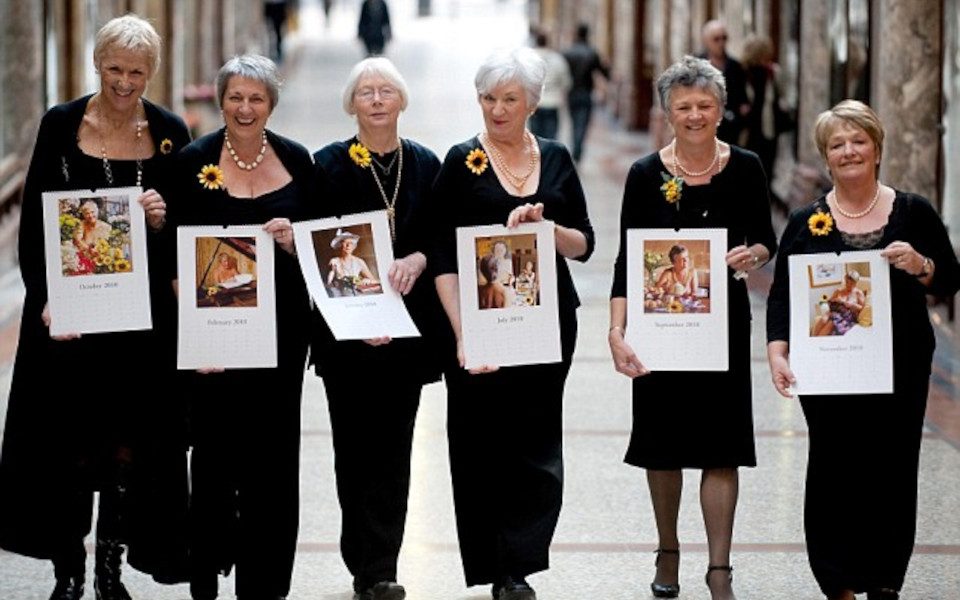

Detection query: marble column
(797, 0), (831, 167)
(872, 0), (940, 202)
(0, 0), (44, 178)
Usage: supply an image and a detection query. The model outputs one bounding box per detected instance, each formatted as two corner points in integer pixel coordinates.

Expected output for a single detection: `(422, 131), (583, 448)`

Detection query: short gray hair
(94, 14), (162, 77)
(656, 55), (727, 113)
(342, 57), (410, 115)
(475, 47), (546, 107)
(216, 54), (282, 110)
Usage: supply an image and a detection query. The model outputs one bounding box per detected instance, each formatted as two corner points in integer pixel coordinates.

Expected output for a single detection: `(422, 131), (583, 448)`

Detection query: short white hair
(217, 54), (282, 110)
(94, 14), (162, 77)
(342, 57), (410, 115)
(474, 47), (546, 107)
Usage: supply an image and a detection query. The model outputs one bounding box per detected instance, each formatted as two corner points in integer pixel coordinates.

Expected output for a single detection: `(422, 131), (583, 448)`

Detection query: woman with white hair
(432, 47), (595, 600)
(0, 13), (191, 600)
(170, 54), (313, 600)
(310, 56), (444, 600)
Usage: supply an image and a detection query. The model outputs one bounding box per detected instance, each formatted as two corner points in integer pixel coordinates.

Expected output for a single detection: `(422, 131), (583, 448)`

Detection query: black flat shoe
(50, 576), (85, 600)
(493, 576), (536, 600)
(867, 589), (899, 600)
(356, 581), (406, 600)
(651, 548), (680, 598)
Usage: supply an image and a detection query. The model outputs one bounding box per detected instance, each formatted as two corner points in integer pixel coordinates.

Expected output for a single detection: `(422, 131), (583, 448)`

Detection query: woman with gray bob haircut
(474, 46), (546, 107)
(656, 54), (728, 118)
(340, 56), (410, 114)
(610, 54), (776, 600)
(216, 54), (282, 110)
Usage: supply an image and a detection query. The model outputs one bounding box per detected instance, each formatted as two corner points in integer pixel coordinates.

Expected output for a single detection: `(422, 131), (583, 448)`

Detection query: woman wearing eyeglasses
(310, 57), (444, 600)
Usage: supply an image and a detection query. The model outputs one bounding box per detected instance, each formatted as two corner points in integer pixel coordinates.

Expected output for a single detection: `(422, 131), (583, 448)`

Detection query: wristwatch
(916, 256), (932, 278)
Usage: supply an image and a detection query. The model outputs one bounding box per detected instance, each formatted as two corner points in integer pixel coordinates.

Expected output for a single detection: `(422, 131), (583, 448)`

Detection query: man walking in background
(563, 23), (610, 163)
(529, 30), (572, 141)
(699, 20), (749, 144)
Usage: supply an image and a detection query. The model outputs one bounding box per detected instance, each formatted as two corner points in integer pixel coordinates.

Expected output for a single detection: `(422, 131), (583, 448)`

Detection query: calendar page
(294, 210), (419, 340)
(787, 250), (892, 395)
(42, 187), (152, 335)
(457, 220), (561, 369)
(626, 228), (728, 371)
(176, 226), (277, 369)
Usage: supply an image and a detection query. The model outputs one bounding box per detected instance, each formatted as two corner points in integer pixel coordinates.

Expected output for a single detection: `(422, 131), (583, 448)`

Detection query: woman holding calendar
(766, 100), (960, 600)
(0, 15), (191, 600)
(608, 56), (776, 600)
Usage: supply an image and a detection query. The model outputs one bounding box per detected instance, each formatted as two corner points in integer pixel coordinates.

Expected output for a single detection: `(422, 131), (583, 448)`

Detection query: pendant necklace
(367, 138), (404, 240)
(97, 96), (144, 187)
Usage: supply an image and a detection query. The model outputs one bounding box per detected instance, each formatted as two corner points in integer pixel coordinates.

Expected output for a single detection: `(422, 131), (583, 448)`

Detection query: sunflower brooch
(197, 164), (225, 190)
(465, 148), (488, 175)
(808, 209), (834, 236)
(159, 138), (174, 155)
(660, 171), (683, 207)
(349, 142), (372, 168)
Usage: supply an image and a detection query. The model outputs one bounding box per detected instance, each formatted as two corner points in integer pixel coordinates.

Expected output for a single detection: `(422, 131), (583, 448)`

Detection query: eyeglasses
(355, 86), (398, 102)
(712, 34), (728, 42)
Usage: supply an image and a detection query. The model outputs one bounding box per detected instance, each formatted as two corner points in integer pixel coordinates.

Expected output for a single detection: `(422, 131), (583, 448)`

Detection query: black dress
(0, 95), (192, 581)
(611, 147), (777, 469)
(766, 192), (960, 595)
(311, 137), (445, 592)
(171, 128), (313, 598)
(432, 136), (594, 586)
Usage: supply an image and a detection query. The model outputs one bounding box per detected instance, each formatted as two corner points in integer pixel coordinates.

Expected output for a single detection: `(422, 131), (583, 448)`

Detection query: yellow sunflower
(659, 171), (683, 205)
(808, 209), (834, 236)
(114, 258), (132, 272)
(465, 148), (488, 175)
(668, 299), (684, 313)
(197, 164), (225, 190)
(348, 142), (372, 168)
(159, 138), (174, 155)
(207, 286), (219, 297)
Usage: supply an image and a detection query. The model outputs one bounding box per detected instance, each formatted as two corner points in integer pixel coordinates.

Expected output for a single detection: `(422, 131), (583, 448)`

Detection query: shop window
(829, 0), (870, 105)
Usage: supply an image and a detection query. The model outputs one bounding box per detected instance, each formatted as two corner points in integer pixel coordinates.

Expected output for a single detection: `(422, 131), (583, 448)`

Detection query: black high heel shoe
(705, 565), (734, 598)
(650, 548), (680, 598)
(867, 589), (899, 600)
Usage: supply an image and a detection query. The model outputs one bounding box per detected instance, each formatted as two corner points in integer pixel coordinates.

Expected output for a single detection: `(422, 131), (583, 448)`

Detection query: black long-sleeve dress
(766, 192), (960, 596)
(311, 137), (445, 593)
(432, 136), (594, 587)
(611, 147), (777, 469)
(0, 95), (192, 581)
(171, 128), (313, 599)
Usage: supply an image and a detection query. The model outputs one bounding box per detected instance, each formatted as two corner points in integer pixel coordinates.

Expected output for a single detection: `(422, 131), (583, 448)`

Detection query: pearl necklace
(225, 129), (268, 170)
(97, 97), (144, 187)
(365, 138), (404, 240)
(672, 138), (720, 178)
(482, 131), (539, 194)
(832, 183), (881, 219)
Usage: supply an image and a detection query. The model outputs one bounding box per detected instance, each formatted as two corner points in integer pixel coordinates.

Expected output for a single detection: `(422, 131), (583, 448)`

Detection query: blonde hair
(741, 34), (774, 69)
(94, 14), (161, 77)
(813, 100), (885, 167)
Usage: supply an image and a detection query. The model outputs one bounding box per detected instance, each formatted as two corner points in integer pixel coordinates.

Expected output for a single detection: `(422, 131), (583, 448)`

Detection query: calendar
(626, 228), (728, 371)
(456, 220), (561, 369)
(42, 187), (152, 335)
(176, 226), (277, 369)
(787, 249), (892, 395)
(294, 210), (419, 340)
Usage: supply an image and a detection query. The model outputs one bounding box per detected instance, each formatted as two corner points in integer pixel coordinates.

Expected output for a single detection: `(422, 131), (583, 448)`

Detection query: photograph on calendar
(641, 239), (711, 314)
(57, 194), (134, 277)
(312, 223), (383, 298)
(474, 234), (539, 310)
(195, 236), (258, 308)
(807, 261), (872, 337)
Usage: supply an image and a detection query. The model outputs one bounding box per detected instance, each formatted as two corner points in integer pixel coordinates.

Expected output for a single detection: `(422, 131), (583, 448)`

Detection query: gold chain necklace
(97, 96), (143, 187)
(832, 183), (881, 219)
(672, 137), (720, 178)
(483, 132), (539, 193)
(225, 129), (268, 171)
(367, 138), (404, 240)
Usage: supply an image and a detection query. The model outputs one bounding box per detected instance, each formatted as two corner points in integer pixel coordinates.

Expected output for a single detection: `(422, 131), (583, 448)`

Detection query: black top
(171, 128), (314, 369)
(767, 192), (960, 354)
(0, 94), (191, 577)
(311, 136), (445, 383)
(563, 41), (610, 97)
(610, 146), (777, 469)
(432, 136), (595, 317)
(697, 52), (749, 143)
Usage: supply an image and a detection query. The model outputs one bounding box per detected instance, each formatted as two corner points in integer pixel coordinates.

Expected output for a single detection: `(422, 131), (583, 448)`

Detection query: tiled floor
(1, 1), (959, 598)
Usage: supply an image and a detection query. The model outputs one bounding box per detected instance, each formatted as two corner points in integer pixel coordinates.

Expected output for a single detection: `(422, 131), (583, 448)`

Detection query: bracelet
(609, 325), (625, 335)
(915, 256), (932, 278)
